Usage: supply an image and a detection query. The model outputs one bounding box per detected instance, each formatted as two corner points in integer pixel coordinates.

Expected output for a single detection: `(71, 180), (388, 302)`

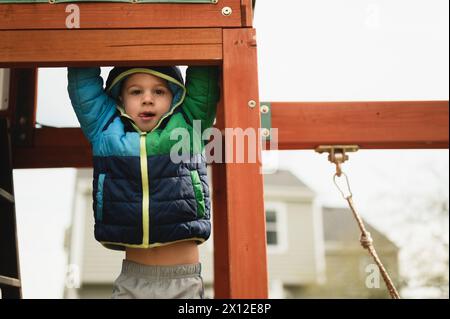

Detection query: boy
(67, 65), (220, 298)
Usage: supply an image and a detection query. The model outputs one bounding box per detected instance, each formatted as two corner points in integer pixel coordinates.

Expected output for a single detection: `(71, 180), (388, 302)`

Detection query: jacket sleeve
(67, 67), (116, 143)
(182, 66), (220, 131)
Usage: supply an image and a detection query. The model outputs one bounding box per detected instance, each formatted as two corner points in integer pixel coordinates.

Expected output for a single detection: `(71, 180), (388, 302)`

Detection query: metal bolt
(19, 117), (27, 126)
(212, 0), (218, 3)
(248, 100), (257, 108)
(222, 6), (232, 16)
(261, 128), (271, 138)
(260, 105), (269, 114)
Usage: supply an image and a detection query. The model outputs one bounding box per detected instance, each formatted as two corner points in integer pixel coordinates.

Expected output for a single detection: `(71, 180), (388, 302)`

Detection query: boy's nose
(142, 91), (153, 104)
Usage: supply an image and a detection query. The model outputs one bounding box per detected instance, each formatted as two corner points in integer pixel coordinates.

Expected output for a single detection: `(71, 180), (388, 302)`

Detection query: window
(265, 201), (288, 253)
(266, 210), (278, 245)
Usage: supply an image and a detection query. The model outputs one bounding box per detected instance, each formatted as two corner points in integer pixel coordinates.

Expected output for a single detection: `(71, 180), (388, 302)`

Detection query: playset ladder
(0, 118), (22, 299)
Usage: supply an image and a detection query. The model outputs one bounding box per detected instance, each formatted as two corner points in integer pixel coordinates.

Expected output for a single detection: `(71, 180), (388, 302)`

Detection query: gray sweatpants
(111, 260), (204, 299)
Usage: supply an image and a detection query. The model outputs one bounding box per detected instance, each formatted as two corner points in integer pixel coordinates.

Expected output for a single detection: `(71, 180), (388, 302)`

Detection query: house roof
(322, 206), (398, 250)
(263, 169), (312, 190)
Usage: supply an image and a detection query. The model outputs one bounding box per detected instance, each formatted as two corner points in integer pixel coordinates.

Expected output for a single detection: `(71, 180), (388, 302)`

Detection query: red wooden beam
(12, 128), (91, 169)
(0, 0), (243, 30)
(0, 28), (222, 67)
(11, 100), (449, 168)
(212, 28), (268, 298)
(270, 101), (449, 150)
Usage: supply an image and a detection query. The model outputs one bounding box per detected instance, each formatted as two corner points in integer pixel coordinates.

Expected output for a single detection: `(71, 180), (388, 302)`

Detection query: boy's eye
(130, 90), (141, 95)
(154, 89), (166, 95)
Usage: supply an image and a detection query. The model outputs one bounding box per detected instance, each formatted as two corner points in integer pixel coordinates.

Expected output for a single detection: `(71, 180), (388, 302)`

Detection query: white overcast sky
(11, 0), (449, 298)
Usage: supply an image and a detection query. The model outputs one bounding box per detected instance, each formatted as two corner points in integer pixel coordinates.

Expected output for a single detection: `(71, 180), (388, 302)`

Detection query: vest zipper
(140, 132), (150, 246)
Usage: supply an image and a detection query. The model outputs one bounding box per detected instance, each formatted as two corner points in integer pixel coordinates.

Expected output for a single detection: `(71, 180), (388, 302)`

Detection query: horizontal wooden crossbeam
(13, 128), (91, 169)
(11, 101), (448, 169)
(270, 101), (449, 150)
(0, 0), (243, 30)
(0, 28), (222, 67)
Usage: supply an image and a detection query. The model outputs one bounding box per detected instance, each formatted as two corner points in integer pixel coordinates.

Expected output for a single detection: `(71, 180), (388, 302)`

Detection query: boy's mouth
(139, 111), (156, 120)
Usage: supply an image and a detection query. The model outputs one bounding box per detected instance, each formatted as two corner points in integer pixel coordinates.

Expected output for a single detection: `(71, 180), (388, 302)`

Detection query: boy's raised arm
(182, 66), (220, 131)
(67, 67), (116, 142)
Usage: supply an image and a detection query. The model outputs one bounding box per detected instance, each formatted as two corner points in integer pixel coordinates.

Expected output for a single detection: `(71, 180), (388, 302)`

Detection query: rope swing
(316, 145), (401, 299)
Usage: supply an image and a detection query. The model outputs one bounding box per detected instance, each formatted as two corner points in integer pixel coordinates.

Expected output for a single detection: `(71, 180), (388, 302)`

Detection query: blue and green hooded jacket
(67, 66), (219, 250)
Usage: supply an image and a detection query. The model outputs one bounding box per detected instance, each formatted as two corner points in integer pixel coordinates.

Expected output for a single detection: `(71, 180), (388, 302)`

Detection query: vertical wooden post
(212, 28), (268, 298)
(9, 68), (38, 147)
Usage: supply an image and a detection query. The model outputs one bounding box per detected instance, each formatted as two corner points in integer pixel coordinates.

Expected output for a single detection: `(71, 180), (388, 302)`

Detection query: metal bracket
(315, 145), (359, 176)
(260, 102), (272, 141)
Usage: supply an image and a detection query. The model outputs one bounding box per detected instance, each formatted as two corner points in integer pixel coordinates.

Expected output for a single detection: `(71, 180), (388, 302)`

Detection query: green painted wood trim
(260, 102), (272, 141)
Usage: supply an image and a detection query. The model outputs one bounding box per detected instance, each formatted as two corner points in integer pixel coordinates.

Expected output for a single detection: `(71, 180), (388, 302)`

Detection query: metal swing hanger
(315, 145), (401, 299)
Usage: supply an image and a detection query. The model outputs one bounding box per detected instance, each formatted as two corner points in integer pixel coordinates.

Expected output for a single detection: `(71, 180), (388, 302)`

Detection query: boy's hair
(106, 66), (184, 102)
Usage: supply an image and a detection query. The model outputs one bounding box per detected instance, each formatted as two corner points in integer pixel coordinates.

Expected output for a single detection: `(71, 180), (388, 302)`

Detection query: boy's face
(120, 73), (173, 132)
